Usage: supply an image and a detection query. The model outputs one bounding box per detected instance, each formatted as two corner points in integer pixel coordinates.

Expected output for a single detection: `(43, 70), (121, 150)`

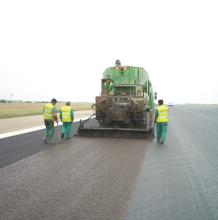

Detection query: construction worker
(60, 102), (74, 139)
(115, 59), (121, 66)
(43, 98), (58, 144)
(155, 99), (169, 144)
(104, 79), (114, 95)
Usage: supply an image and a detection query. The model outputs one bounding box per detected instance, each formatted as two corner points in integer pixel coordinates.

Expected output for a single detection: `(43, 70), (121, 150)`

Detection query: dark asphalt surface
(0, 122), (80, 168)
(127, 105), (218, 220)
(0, 105), (218, 220)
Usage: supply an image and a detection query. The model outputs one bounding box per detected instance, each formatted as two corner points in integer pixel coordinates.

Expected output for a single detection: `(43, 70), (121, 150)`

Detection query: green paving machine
(78, 60), (156, 138)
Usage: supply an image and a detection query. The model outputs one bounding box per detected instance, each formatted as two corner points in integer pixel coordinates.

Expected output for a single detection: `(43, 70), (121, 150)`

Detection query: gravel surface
(0, 137), (148, 220)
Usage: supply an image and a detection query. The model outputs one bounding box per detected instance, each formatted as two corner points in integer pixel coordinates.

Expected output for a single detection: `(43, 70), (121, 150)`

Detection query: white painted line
(0, 117), (89, 139)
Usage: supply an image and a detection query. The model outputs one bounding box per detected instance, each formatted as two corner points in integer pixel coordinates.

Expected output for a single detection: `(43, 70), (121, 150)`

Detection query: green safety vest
(61, 106), (72, 122)
(156, 105), (169, 123)
(43, 103), (55, 120)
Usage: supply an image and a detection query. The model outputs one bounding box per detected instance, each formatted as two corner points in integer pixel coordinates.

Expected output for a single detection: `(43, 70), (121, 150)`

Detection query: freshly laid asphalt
(0, 122), (80, 168)
(0, 105), (218, 220)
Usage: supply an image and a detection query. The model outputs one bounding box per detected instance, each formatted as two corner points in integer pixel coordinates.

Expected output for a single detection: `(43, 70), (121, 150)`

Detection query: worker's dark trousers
(156, 122), (168, 143)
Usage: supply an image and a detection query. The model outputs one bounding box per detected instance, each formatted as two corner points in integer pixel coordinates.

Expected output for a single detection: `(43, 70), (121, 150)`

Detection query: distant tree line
(0, 99), (48, 103)
(0, 99), (91, 104)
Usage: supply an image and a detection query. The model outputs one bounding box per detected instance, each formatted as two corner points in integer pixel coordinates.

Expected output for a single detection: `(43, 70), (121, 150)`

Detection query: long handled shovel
(153, 122), (156, 138)
(56, 122), (61, 144)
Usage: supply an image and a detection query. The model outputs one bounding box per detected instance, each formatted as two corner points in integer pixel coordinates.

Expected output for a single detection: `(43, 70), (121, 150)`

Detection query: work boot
(160, 139), (165, 144)
(43, 139), (48, 144)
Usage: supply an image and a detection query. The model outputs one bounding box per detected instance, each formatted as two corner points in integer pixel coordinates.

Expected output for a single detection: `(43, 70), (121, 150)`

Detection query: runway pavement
(0, 122), (81, 168)
(0, 105), (218, 220)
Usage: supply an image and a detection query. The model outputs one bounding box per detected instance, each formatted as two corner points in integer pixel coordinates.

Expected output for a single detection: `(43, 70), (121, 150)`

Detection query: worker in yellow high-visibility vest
(43, 98), (58, 143)
(60, 102), (74, 139)
(155, 99), (169, 144)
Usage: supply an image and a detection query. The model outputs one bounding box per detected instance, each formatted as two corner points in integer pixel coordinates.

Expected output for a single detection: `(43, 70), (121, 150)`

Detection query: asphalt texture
(0, 105), (218, 220)
(0, 122), (80, 168)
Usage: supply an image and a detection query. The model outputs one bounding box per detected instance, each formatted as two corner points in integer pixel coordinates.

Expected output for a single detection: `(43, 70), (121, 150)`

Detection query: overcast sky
(0, 0), (218, 104)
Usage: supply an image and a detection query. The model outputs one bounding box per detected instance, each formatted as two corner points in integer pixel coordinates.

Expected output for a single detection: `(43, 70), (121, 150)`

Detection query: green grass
(0, 102), (93, 119)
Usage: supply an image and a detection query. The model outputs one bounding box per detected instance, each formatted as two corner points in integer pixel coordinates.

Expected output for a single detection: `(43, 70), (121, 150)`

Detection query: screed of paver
(0, 110), (94, 134)
(0, 137), (148, 220)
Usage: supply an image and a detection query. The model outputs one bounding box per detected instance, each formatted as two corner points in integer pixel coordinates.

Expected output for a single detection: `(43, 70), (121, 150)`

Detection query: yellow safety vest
(156, 105), (169, 123)
(43, 103), (54, 120)
(61, 106), (72, 122)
